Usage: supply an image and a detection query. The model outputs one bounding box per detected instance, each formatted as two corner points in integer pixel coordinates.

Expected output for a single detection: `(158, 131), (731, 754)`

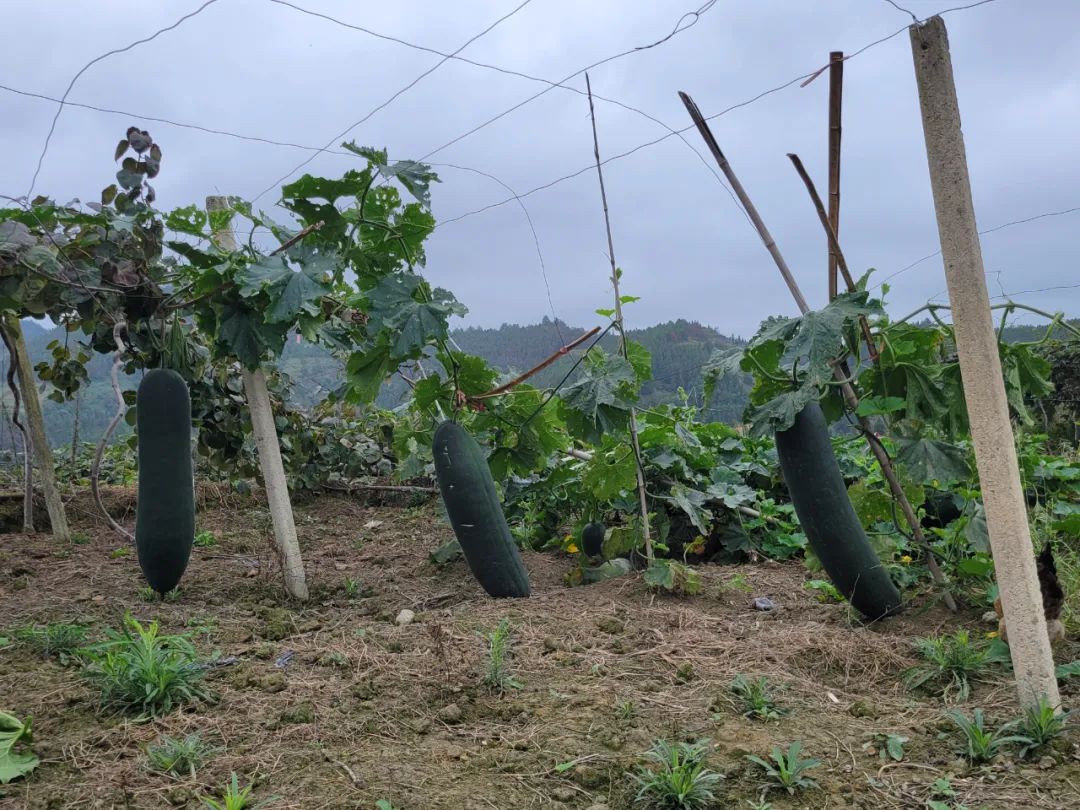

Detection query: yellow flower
(986, 631), (999, 639)
(566, 543), (579, 554)
(900, 555), (913, 564)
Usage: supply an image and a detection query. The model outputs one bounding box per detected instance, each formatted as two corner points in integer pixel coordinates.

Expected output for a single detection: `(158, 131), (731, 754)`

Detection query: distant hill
(7, 317), (752, 449)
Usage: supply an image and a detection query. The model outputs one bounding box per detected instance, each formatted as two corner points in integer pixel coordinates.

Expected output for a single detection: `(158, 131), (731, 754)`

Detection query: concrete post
(206, 196), (309, 601)
(910, 16), (1059, 708)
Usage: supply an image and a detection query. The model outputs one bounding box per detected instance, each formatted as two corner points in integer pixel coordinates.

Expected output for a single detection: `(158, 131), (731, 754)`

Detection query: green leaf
(366, 272), (465, 360)
(344, 143), (440, 207)
(164, 205), (208, 237)
(218, 305), (268, 369)
(430, 539), (462, 565)
(582, 450), (637, 500)
(0, 711), (39, 784)
(663, 484), (712, 533)
(885, 735), (906, 762)
(643, 559), (675, 590)
(747, 386), (817, 437)
(624, 340), (652, 383)
(238, 256), (292, 297)
(558, 351), (636, 442)
(1056, 660), (1080, 681)
(895, 438), (970, 485)
(595, 307), (615, 318)
(281, 170), (370, 205)
(856, 396), (906, 417)
(702, 346), (745, 402)
(266, 268), (330, 323)
(345, 345), (392, 403)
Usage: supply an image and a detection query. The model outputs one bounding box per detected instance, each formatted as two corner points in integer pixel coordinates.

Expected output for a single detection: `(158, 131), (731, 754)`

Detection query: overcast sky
(2, 0), (1077, 339)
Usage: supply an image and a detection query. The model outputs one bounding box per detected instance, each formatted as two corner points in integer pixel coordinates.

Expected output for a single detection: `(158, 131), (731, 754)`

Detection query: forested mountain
(7, 317), (751, 450)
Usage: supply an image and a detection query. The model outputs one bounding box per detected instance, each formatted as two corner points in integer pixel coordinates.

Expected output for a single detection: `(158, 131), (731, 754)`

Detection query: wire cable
(25, 0), (223, 200)
(250, 0), (538, 203)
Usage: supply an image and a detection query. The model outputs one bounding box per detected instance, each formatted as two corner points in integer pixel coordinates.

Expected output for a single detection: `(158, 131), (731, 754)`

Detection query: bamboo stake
(910, 16), (1058, 707)
(787, 153), (878, 360)
(680, 90), (957, 611)
(586, 73), (653, 562)
(828, 51), (844, 300)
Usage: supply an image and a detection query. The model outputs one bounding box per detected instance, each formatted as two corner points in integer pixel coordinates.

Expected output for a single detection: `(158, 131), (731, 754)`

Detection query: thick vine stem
(92, 321), (134, 542)
(0, 323), (34, 532)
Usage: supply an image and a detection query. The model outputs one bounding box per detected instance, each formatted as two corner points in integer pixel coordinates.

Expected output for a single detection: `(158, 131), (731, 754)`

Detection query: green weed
(11, 622), (88, 663)
(903, 630), (1003, 700)
(728, 675), (787, 721)
(1014, 696), (1073, 758)
(194, 530), (217, 548)
(79, 613), (211, 717)
(199, 772), (274, 809)
(146, 733), (218, 778)
(481, 618), (522, 691)
(746, 741), (821, 794)
(947, 708), (1031, 763)
(630, 738), (722, 809)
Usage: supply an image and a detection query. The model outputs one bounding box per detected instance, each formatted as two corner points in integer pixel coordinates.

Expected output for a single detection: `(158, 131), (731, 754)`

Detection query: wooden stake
(910, 16), (1058, 708)
(828, 51), (844, 300)
(787, 153), (877, 360)
(678, 92), (809, 313)
(680, 91), (957, 612)
(1, 315), (70, 541)
(586, 73), (653, 562)
(207, 196), (309, 601)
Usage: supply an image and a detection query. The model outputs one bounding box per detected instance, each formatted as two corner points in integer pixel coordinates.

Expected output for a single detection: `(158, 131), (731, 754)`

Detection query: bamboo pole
(827, 51), (844, 300)
(910, 16), (1058, 708)
(207, 196), (309, 601)
(679, 91), (957, 612)
(586, 74), (653, 562)
(1, 315), (70, 541)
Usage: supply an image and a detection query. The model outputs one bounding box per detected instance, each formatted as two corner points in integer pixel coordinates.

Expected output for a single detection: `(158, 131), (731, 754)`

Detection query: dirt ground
(1, 486), (1078, 810)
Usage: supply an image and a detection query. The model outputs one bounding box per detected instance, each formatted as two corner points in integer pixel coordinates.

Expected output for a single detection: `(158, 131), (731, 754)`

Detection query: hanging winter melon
(135, 368), (195, 595)
(432, 420), (530, 598)
(774, 402), (902, 620)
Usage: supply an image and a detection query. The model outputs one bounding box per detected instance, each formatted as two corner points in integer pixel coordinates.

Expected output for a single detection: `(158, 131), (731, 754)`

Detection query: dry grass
(0, 489), (1077, 809)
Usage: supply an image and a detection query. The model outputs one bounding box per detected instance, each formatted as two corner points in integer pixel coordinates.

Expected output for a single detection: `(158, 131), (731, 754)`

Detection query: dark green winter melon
(774, 402), (902, 620)
(581, 522), (605, 557)
(135, 368), (195, 595)
(432, 421), (530, 598)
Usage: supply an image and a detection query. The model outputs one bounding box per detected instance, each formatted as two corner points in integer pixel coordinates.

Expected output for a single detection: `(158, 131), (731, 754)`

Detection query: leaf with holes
(366, 272), (465, 360)
(896, 437), (970, 485)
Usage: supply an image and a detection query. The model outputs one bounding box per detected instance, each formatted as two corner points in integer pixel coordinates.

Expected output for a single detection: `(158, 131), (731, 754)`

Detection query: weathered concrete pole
(909, 16), (1059, 708)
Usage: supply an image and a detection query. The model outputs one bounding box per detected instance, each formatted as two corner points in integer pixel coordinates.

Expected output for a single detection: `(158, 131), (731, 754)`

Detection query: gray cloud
(2, 0), (1076, 339)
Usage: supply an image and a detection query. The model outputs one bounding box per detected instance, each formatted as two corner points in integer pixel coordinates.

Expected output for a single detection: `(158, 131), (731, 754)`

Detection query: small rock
(982, 610), (999, 625)
(542, 637), (563, 653)
(752, 596), (775, 611)
(1038, 755), (1056, 769)
(442, 744), (465, 760)
(411, 718), (433, 735)
(573, 765), (606, 788)
(395, 609), (416, 626)
(551, 786), (576, 803)
(333, 562), (347, 571)
(92, 594), (105, 603)
(438, 703), (463, 724)
(585, 804), (610, 810)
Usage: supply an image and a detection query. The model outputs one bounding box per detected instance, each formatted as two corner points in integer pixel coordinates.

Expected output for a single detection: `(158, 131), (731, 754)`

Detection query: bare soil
(1, 487), (1078, 809)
